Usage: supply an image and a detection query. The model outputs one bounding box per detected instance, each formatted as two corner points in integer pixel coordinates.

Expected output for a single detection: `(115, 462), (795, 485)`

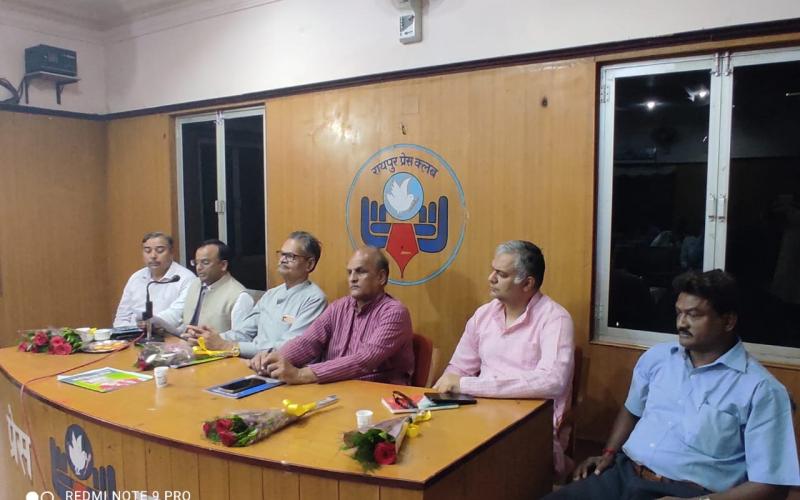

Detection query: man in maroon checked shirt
(253, 247), (414, 385)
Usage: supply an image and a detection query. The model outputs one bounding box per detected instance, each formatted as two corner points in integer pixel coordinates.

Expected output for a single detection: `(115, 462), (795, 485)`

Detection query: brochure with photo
(58, 367), (152, 393)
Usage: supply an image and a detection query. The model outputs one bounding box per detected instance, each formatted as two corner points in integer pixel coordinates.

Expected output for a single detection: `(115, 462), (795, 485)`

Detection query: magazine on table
(57, 367), (152, 393)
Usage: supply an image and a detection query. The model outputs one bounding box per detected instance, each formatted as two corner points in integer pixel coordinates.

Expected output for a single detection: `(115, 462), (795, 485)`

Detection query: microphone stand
(141, 275), (180, 344)
(142, 285), (154, 343)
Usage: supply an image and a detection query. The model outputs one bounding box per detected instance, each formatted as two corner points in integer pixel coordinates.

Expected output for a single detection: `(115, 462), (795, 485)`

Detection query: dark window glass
(726, 61), (800, 347)
(181, 121), (218, 252)
(181, 114), (266, 291)
(224, 115), (266, 290)
(608, 70), (710, 333)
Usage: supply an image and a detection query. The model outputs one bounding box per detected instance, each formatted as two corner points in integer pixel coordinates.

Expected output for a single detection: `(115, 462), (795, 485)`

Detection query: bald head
(347, 247), (389, 308)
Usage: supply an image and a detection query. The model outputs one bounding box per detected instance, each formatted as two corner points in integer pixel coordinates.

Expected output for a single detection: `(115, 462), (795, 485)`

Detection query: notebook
(381, 394), (459, 414)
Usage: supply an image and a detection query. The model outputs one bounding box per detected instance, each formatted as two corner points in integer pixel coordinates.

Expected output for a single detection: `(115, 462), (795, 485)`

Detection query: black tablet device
(219, 377), (267, 393)
(424, 392), (477, 405)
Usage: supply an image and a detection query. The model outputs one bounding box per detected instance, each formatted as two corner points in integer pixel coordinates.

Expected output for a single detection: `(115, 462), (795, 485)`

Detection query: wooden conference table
(0, 345), (553, 500)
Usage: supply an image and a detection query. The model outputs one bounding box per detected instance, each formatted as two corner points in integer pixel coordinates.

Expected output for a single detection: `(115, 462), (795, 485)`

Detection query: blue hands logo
(347, 144), (466, 286)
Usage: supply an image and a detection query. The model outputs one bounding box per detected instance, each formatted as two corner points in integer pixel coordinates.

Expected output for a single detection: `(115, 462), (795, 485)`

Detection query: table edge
(1, 358), (552, 490)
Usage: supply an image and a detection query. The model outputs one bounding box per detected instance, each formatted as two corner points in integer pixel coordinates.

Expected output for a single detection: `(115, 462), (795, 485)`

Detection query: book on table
(57, 367), (152, 393)
(381, 394), (460, 414)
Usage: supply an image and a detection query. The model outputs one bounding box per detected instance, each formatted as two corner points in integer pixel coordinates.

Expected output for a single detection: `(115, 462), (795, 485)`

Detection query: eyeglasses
(392, 390), (417, 410)
(190, 259), (217, 268)
(275, 251), (309, 263)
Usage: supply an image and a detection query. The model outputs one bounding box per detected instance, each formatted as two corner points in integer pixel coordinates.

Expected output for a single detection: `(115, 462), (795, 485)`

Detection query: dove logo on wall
(346, 143), (466, 286)
(49, 424), (116, 499)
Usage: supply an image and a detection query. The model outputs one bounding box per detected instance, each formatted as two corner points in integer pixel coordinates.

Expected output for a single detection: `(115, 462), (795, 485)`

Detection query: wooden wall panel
(339, 481), (379, 500)
(105, 114), (176, 322)
(262, 47), (800, 457)
(0, 111), (108, 347)
(264, 60), (596, 372)
(262, 468), (300, 500)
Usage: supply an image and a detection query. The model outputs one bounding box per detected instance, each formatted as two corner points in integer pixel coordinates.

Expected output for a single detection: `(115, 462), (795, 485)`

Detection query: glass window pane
(224, 115), (266, 290)
(181, 120), (218, 259)
(608, 70), (710, 333)
(726, 60), (800, 348)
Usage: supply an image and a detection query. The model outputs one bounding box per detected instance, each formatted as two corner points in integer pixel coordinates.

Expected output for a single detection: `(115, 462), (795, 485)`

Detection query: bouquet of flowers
(202, 396), (338, 447)
(341, 412), (430, 472)
(18, 328), (82, 355)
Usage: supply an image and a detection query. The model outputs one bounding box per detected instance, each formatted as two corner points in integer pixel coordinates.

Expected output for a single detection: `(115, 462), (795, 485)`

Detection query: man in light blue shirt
(546, 269), (799, 499)
(186, 231), (327, 359)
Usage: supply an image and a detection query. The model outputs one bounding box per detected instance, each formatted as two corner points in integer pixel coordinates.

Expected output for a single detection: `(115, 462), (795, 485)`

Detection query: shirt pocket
(683, 403), (742, 458)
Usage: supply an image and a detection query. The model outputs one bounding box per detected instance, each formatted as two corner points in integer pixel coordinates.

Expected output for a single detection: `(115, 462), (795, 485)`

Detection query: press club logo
(345, 144), (466, 285)
(50, 424), (116, 499)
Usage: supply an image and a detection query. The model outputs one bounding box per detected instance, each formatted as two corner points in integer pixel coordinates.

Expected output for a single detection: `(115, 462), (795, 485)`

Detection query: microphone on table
(142, 275), (180, 342)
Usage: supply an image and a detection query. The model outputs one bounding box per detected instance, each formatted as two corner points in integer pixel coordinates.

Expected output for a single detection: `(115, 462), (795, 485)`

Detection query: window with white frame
(176, 107), (267, 290)
(594, 48), (800, 364)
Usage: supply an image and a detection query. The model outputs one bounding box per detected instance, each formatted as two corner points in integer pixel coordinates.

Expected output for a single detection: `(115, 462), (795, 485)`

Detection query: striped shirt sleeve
(280, 304), (334, 367)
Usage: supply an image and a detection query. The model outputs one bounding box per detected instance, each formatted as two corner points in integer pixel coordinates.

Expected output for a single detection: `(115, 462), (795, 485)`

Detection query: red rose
(33, 331), (48, 346)
(215, 418), (234, 434)
(202, 422), (212, 436)
(219, 430), (237, 446)
(18, 342), (29, 352)
(50, 335), (65, 346)
(373, 441), (397, 465)
(52, 343), (71, 355)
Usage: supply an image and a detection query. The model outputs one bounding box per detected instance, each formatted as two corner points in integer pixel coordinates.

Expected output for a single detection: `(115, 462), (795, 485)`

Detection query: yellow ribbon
(406, 410), (431, 438)
(282, 399), (317, 417)
(193, 337), (233, 357)
(413, 410), (432, 422)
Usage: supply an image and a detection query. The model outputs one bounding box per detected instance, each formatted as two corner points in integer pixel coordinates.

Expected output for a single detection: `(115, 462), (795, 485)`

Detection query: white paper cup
(94, 329), (112, 341)
(76, 328), (94, 343)
(355, 409), (373, 430)
(154, 366), (169, 387)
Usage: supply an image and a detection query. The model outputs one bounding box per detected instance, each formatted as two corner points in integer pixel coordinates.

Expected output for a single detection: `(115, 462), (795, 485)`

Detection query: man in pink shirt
(256, 247), (414, 385)
(433, 240), (575, 479)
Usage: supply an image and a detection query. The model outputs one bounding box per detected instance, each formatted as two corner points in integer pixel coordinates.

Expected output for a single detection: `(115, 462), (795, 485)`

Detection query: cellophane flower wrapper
(203, 409), (300, 447)
(135, 342), (194, 370)
(342, 415), (411, 471)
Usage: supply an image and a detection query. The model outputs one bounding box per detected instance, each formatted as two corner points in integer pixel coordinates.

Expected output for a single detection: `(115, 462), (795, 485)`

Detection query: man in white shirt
(178, 239), (253, 334)
(113, 231), (195, 328)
